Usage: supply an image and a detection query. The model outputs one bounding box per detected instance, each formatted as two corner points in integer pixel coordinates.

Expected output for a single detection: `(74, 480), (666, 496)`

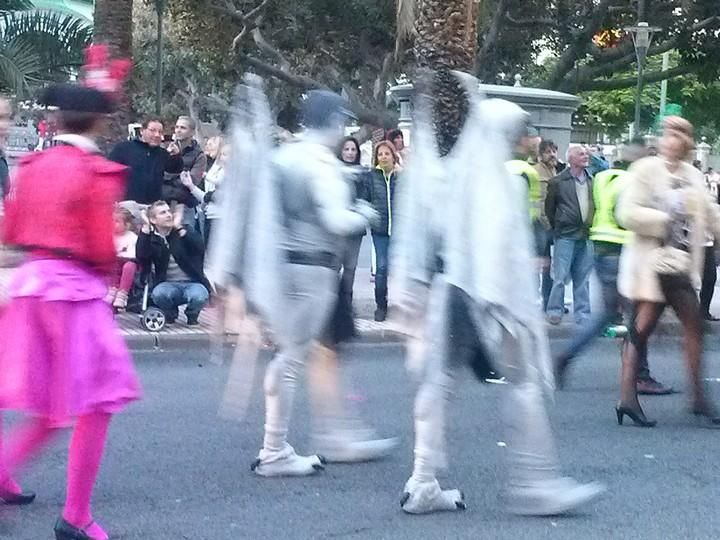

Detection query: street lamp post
(155, 0), (166, 116)
(625, 22), (660, 136)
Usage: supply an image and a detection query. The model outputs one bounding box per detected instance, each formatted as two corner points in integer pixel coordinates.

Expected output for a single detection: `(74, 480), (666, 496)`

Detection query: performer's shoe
(400, 477), (466, 514)
(0, 489), (36, 505)
(312, 431), (398, 463)
(251, 444), (326, 477)
(54, 517), (109, 540)
(506, 477), (605, 516)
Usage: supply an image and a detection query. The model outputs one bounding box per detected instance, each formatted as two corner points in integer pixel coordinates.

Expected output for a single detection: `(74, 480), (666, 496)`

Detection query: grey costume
(393, 74), (603, 515)
(208, 80), (379, 475)
(259, 138), (369, 462)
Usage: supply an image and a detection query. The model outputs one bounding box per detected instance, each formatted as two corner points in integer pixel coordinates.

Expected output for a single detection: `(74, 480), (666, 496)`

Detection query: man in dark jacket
(137, 200), (210, 325)
(544, 145), (595, 325)
(165, 116), (207, 228)
(109, 118), (184, 204)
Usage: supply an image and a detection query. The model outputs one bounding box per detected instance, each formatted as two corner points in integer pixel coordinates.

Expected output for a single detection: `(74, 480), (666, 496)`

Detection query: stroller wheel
(141, 307), (166, 332)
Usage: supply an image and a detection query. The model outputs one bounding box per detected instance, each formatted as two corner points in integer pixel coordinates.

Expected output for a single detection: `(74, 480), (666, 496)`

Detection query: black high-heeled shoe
(615, 403), (657, 427)
(0, 490), (36, 505)
(53, 518), (96, 540)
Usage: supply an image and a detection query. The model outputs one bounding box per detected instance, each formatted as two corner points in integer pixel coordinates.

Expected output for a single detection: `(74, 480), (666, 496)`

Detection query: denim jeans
(151, 281), (209, 320)
(546, 237), (593, 323)
(560, 253), (621, 361)
(372, 234), (390, 308)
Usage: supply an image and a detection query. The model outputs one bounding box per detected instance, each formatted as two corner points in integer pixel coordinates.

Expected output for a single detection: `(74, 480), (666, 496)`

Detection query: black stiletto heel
(615, 403), (657, 427)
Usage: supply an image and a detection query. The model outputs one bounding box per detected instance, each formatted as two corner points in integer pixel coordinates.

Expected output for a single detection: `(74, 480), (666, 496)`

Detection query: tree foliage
(133, 0), (720, 137)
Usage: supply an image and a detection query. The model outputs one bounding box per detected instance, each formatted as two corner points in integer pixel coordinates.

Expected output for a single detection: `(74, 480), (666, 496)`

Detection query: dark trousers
(340, 235), (363, 305)
(700, 246), (717, 316)
(204, 218), (216, 252)
(372, 234), (390, 308)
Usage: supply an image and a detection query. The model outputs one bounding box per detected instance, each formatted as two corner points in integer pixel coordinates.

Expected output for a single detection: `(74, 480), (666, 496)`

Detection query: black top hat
(39, 83), (115, 114)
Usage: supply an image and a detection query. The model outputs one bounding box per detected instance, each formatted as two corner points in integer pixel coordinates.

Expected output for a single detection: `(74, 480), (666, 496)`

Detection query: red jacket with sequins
(2, 144), (127, 276)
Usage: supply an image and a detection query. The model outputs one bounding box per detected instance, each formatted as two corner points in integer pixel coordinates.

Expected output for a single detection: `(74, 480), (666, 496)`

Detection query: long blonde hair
(205, 136), (224, 159)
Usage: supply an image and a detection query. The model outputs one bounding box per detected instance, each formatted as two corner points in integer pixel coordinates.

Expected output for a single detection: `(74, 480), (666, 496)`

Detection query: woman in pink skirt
(0, 46), (141, 540)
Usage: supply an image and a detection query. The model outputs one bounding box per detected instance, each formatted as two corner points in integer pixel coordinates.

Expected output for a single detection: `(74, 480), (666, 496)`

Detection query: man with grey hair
(544, 145), (595, 325)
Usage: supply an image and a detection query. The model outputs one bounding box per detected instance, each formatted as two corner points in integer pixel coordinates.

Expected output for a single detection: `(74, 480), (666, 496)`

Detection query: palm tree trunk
(92, 0), (134, 148)
(414, 0), (479, 155)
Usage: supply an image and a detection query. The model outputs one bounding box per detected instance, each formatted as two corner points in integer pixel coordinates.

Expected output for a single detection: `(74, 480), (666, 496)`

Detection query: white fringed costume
(393, 73), (604, 515)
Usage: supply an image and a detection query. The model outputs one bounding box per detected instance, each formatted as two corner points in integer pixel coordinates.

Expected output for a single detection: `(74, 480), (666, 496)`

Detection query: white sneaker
(506, 477), (605, 516)
(313, 432), (398, 463)
(400, 477), (466, 514)
(251, 444), (326, 477)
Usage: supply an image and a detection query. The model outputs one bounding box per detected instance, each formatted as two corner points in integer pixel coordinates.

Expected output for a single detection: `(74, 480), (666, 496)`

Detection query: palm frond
(0, 0), (33, 13)
(1, 9), (92, 78)
(0, 37), (39, 96)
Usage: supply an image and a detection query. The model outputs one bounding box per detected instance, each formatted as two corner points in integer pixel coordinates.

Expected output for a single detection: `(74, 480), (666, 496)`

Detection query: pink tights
(0, 412), (112, 539)
(116, 261), (137, 294)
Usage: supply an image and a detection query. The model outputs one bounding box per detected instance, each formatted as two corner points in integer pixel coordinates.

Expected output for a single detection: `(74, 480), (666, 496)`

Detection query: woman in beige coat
(616, 117), (720, 428)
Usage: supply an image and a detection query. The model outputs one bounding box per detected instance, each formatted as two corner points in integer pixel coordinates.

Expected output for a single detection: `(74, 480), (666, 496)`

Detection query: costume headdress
(39, 44), (132, 114)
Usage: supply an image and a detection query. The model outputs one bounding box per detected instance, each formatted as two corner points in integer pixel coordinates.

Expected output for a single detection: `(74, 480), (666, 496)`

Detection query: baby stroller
(126, 261), (166, 332)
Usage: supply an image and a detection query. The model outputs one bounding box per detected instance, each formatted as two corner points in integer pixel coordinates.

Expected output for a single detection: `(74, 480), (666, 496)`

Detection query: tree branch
(544, 0), (615, 90)
(206, 0), (271, 51)
(243, 55), (326, 90)
(475, 0), (507, 77)
(578, 64), (695, 91)
(504, 12), (555, 27)
(178, 76), (206, 142)
(206, 0), (244, 21)
(251, 27), (291, 71)
(373, 52), (394, 104)
(563, 20), (716, 93)
(590, 15), (720, 63)
(241, 56), (395, 128)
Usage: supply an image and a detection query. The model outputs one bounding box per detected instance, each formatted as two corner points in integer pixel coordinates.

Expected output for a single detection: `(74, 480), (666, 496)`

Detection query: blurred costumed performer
(393, 72), (604, 515)
(207, 77), (386, 476)
(0, 45), (141, 540)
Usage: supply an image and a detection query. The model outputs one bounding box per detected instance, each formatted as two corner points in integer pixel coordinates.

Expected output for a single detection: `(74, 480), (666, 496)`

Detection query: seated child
(109, 207), (138, 310)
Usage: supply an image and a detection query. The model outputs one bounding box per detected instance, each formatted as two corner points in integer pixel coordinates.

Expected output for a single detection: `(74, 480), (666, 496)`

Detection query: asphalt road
(4, 337), (720, 540)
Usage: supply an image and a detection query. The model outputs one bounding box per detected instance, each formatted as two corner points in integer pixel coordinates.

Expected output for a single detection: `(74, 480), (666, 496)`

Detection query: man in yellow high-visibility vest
(554, 140), (672, 395)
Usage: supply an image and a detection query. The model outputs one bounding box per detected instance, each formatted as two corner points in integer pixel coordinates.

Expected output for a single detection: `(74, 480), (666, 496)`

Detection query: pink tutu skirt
(0, 258), (142, 426)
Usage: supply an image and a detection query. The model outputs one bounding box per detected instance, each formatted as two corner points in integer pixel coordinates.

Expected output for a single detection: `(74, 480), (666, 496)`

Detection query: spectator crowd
(6, 102), (720, 337)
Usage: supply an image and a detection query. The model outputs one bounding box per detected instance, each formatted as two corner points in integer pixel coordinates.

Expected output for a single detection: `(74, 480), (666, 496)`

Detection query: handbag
(653, 186), (695, 276)
(652, 245), (691, 275)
